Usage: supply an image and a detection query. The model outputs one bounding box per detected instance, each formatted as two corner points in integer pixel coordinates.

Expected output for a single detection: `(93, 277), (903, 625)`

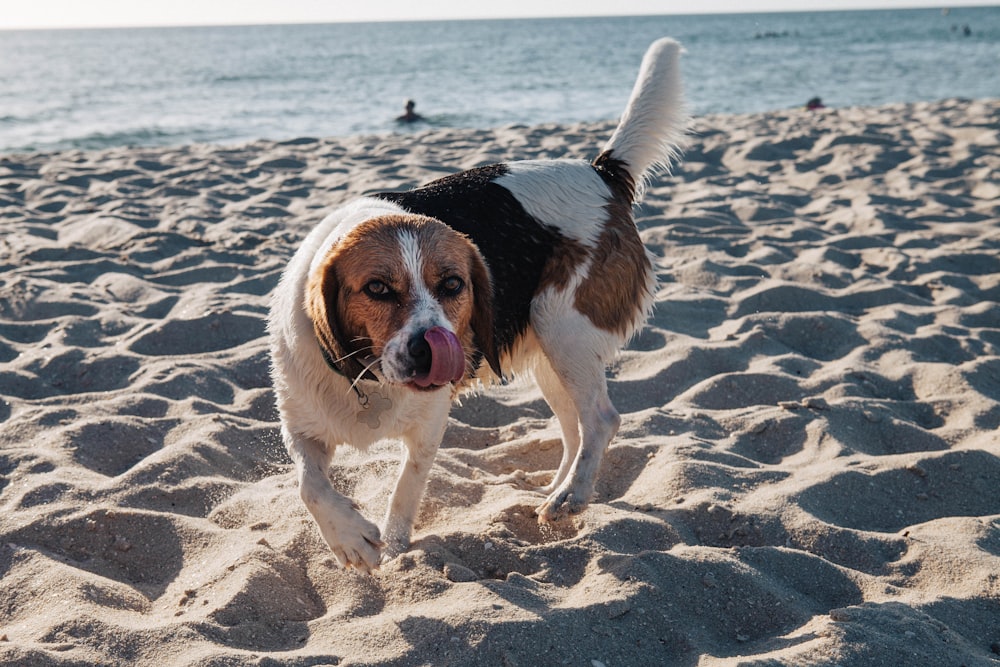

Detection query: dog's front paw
(536, 485), (589, 523)
(319, 513), (385, 574)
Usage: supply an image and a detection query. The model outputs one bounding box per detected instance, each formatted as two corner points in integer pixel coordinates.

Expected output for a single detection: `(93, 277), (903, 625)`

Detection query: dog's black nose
(407, 333), (432, 374)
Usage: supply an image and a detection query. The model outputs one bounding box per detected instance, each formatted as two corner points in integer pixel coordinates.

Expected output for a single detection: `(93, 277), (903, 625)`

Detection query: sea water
(1, 7), (997, 153)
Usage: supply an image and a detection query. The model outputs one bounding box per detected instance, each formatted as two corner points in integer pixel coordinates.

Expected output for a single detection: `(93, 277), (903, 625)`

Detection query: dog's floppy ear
(306, 250), (368, 381)
(467, 248), (502, 378)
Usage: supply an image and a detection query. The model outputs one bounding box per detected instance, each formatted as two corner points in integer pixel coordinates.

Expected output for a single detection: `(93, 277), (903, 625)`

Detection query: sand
(1, 97), (998, 666)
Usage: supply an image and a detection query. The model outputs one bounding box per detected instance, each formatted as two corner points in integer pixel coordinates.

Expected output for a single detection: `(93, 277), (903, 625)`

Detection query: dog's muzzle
(408, 326), (465, 388)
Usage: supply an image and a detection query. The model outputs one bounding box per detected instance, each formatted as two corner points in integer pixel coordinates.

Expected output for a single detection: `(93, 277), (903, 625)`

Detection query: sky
(2, 0), (995, 30)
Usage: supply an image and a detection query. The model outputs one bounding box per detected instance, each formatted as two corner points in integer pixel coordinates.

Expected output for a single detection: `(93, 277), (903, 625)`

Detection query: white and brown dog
(268, 38), (686, 572)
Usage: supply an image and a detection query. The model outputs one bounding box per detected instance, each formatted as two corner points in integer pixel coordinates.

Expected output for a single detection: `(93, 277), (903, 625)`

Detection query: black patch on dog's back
(376, 164), (560, 363)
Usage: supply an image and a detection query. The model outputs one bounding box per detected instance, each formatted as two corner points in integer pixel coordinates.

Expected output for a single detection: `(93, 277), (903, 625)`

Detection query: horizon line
(0, 4), (991, 32)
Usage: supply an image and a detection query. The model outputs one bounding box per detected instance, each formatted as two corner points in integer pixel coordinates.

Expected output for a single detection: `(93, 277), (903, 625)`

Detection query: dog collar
(318, 341), (380, 385)
(318, 340), (391, 429)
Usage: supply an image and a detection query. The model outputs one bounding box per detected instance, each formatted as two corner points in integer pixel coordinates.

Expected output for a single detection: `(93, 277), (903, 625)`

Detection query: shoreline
(1, 97), (999, 666)
(2, 95), (995, 162)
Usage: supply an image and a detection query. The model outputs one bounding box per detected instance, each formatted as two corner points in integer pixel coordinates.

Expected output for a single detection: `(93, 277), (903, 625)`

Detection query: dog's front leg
(285, 426), (384, 572)
(381, 403), (450, 560)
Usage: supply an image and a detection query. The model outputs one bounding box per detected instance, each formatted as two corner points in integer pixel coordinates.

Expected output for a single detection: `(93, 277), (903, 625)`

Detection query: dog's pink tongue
(415, 327), (465, 387)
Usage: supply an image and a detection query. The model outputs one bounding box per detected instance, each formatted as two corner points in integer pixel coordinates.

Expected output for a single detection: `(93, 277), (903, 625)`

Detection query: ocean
(1, 7), (998, 154)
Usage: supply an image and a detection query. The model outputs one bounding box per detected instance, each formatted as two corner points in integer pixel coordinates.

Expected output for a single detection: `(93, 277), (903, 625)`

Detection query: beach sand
(1, 98), (998, 666)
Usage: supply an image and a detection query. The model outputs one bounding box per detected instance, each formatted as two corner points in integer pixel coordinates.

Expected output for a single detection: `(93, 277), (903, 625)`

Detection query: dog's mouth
(408, 326), (466, 389)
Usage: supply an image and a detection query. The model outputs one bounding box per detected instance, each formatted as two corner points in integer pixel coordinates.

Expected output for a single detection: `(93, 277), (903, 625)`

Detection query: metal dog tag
(356, 390), (392, 429)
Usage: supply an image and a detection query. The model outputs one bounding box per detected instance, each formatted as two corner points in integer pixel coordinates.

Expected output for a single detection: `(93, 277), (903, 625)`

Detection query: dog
(268, 37), (686, 572)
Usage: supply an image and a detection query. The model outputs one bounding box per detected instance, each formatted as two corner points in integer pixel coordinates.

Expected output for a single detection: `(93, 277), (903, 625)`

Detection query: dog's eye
(363, 280), (392, 299)
(438, 276), (465, 297)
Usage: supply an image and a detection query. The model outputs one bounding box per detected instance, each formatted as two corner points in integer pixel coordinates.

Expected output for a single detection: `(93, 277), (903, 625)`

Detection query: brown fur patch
(539, 235), (589, 294)
(306, 220), (407, 381)
(574, 206), (651, 336)
(574, 152), (651, 336)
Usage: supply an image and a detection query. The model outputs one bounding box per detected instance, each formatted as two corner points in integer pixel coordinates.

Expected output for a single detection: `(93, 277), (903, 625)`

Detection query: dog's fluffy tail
(596, 37), (687, 202)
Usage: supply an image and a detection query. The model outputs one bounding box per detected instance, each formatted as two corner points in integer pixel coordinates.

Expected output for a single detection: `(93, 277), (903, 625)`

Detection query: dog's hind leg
(533, 322), (622, 522)
(533, 358), (582, 495)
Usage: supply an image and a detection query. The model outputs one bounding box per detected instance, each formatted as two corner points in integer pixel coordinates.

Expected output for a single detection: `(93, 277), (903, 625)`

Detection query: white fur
(397, 229), (424, 280)
(603, 37), (687, 199)
(305, 197), (409, 278)
(268, 38), (686, 572)
(495, 160), (610, 246)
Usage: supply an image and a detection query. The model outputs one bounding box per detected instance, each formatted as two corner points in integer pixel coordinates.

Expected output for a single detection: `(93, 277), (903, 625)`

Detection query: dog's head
(306, 214), (500, 390)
